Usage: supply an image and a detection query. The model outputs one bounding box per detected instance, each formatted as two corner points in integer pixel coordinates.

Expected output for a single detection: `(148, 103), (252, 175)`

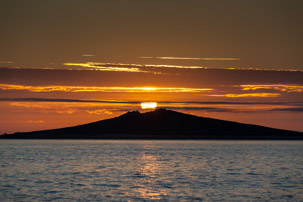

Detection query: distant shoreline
(1, 109), (302, 140)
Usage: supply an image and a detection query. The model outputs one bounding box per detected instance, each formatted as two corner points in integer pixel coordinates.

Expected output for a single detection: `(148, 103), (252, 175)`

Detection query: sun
(141, 102), (157, 109)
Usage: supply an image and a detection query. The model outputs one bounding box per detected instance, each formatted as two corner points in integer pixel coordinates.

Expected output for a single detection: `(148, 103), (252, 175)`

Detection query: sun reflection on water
(133, 146), (167, 200)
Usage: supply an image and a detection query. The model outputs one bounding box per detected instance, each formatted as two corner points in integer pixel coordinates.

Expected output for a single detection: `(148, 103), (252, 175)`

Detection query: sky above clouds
(0, 0), (303, 133)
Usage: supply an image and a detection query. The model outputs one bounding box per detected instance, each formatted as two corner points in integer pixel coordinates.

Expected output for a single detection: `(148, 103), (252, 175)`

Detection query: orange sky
(0, 67), (302, 133)
(0, 1), (303, 133)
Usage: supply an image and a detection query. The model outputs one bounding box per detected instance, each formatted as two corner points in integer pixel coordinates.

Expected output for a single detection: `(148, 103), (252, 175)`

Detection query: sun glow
(141, 102), (157, 109)
(0, 84), (213, 93)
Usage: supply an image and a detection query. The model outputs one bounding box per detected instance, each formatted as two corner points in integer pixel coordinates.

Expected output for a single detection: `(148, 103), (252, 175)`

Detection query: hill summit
(1, 108), (302, 139)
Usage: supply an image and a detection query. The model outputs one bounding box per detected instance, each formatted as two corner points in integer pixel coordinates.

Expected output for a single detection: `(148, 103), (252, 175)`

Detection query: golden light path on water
(133, 144), (168, 200)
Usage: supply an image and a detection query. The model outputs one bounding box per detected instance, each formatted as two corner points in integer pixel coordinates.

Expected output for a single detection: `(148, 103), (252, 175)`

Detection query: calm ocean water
(0, 140), (303, 201)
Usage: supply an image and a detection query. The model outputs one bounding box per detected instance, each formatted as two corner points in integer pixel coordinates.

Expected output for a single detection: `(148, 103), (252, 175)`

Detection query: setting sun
(141, 102), (157, 109)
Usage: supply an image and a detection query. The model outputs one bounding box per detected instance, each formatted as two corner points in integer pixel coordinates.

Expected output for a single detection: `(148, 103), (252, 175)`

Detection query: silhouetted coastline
(1, 109), (302, 140)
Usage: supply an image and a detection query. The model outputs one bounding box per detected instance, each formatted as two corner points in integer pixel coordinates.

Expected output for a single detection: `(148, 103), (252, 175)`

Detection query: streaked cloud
(163, 106), (233, 112)
(5, 99), (303, 114)
(140, 56), (241, 61)
(1, 98), (301, 106)
(87, 109), (113, 115)
(0, 84), (213, 93)
(63, 62), (149, 73)
(0, 98), (139, 104)
(63, 62), (303, 73)
(8, 102), (132, 115)
(6, 62), (302, 73)
(143, 64), (206, 69)
(82, 54), (95, 57)
(21, 120), (45, 124)
(63, 62), (207, 71)
(226, 68), (303, 72)
(240, 84), (303, 93)
(269, 107), (303, 112)
(0, 61), (14, 64)
(209, 93), (280, 98)
(9, 102), (83, 114)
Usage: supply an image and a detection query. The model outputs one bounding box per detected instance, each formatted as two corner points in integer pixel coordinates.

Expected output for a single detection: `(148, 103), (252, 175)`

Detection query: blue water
(0, 140), (303, 201)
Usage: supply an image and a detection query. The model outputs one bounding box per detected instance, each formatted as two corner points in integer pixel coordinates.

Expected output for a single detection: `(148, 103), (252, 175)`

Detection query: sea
(0, 140), (303, 201)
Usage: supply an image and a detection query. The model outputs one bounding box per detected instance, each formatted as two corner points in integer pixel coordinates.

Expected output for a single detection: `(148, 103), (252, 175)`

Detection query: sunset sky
(1, 0), (303, 134)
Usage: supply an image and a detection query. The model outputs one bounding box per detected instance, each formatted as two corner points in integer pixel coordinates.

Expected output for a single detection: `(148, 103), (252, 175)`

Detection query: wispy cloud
(226, 68), (303, 72)
(209, 93), (280, 98)
(269, 107), (303, 112)
(240, 84), (303, 93)
(140, 56), (241, 61)
(0, 61), (14, 64)
(87, 109), (113, 115)
(0, 84), (213, 93)
(63, 62), (149, 73)
(5, 98), (303, 114)
(1, 98), (301, 106)
(9, 102), (83, 114)
(0, 98), (140, 104)
(8, 101), (134, 115)
(64, 62), (303, 73)
(164, 106), (234, 112)
(63, 62), (207, 71)
(82, 54), (95, 57)
(21, 120), (45, 124)
(5, 62), (299, 73)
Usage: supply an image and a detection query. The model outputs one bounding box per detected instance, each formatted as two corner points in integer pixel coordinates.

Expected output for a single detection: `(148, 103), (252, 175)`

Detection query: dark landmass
(1, 109), (302, 139)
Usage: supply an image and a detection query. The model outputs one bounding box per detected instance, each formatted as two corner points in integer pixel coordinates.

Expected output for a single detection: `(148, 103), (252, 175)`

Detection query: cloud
(63, 62), (209, 71)
(164, 106), (234, 112)
(62, 62), (303, 73)
(0, 61), (14, 64)
(165, 106), (303, 113)
(209, 93), (280, 98)
(226, 68), (303, 72)
(269, 107), (303, 112)
(7, 101), (136, 115)
(4, 63), (303, 75)
(1, 98), (301, 106)
(9, 101), (237, 114)
(240, 84), (303, 93)
(21, 120), (45, 124)
(9, 102), (80, 114)
(63, 62), (150, 73)
(3, 98), (303, 114)
(87, 109), (113, 115)
(82, 54), (95, 57)
(140, 56), (241, 61)
(0, 98), (140, 104)
(0, 84), (213, 93)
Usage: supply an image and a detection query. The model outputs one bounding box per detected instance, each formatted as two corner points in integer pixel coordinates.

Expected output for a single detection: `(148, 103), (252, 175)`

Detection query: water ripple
(0, 140), (303, 201)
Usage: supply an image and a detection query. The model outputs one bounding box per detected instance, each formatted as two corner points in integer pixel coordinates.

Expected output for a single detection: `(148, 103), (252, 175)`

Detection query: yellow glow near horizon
(141, 102), (157, 109)
(0, 84), (213, 93)
(209, 93), (280, 97)
(240, 84), (303, 93)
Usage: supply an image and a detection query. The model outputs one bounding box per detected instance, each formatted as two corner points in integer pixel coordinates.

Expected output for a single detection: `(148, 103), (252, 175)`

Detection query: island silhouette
(1, 108), (302, 139)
